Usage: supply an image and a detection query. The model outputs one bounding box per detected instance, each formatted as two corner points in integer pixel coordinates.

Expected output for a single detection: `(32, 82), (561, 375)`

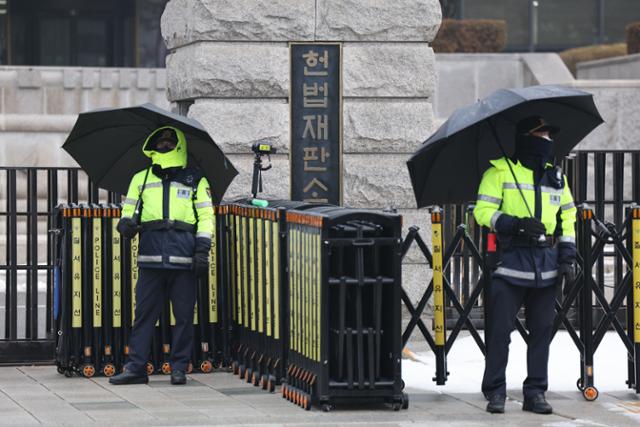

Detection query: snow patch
(402, 331), (630, 393)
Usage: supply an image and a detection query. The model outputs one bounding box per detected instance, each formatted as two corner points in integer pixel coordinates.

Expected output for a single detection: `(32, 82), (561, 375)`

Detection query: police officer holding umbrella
(474, 116), (577, 414)
(108, 127), (213, 385)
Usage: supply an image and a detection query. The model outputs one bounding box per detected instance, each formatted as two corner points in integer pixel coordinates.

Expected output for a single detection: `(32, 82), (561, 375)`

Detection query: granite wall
(161, 0), (443, 306)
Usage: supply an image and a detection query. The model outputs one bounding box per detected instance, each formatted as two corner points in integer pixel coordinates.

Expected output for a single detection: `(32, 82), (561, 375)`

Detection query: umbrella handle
(486, 119), (534, 219)
(131, 167), (151, 224)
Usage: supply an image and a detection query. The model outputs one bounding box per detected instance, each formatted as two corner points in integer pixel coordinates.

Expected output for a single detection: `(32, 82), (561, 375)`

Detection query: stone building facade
(161, 0), (443, 302)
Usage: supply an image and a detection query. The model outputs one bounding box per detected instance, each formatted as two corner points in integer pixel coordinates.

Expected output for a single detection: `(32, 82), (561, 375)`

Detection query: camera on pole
(251, 142), (276, 199)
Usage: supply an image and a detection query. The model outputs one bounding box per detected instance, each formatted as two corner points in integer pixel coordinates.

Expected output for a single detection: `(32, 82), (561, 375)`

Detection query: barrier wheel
(583, 386), (599, 401)
(401, 394), (409, 410)
(57, 366), (65, 375)
(64, 369), (73, 378)
(200, 360), (213, 373)
(161, 362), (172, 375)
(187, 363), (193, 374)
(103, 364), (116, 377)
(392, 402), (402, 411)
(303, 395), (311, 411)
(82, 365), (95, 378)
(321, 404), (333, 413)
(146, 362), (155, 375)
(576, 378), (585, 391)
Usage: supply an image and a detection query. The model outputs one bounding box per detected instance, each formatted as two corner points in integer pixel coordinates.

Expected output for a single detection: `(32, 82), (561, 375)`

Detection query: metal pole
(6, 169), (18, 340)
(26, 169), (38, 339)
(579, 206), (599, 400)
(631, 206), (640, 393)
(530, 1), (539, 52)
(431, 206), (448, 385)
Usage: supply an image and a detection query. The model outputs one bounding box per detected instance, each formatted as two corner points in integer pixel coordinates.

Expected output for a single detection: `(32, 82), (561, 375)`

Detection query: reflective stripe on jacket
(473, 157), (577, 287)
(120, 126), (214, 270)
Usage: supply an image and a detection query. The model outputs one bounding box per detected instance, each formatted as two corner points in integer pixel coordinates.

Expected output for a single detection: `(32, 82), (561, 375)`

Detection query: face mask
(515, 134), (554, 170)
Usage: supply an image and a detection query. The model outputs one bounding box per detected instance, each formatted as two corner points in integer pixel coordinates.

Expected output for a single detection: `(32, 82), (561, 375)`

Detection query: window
(39, 15), (72, 66)
(603, 0), (640, 43)
(77, 17), (110, 66)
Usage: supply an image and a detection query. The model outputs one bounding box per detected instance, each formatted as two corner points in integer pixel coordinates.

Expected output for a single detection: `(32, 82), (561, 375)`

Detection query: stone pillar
(162, 0), (442, 303)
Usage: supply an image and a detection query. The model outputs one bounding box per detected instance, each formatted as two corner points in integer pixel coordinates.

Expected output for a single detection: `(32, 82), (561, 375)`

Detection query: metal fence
(2, 150), (639, 365)
(0, 167), (118, 364)
(435, 150), (640, 323)
(399, 150), (640, 397)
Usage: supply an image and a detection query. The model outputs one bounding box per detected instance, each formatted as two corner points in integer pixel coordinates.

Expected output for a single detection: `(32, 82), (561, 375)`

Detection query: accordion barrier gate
(1, 149), (638, 408)
(52, 200), (406, 410)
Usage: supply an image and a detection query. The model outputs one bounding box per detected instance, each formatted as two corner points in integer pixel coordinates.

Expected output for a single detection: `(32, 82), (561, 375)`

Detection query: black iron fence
(0, 167), (118, 363)
(2, 150), (639, 367)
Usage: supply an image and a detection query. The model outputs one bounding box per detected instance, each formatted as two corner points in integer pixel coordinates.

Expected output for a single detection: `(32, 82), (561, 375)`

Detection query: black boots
(523, 394), (553, 414)
(171, 369), (187, 385)
(108, 371), (149, 385)
(486, 394), (505, 414)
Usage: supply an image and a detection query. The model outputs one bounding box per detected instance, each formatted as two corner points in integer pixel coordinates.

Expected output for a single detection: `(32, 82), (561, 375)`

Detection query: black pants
(482, 277), (556, 398)
(125, 268), (196, 374)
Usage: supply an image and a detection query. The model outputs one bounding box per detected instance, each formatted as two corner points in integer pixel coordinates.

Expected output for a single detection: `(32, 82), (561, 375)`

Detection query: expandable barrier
(221, 200), (317, 392)
(282, 206), (406, 411)
(399, 203), (640, 401)
(54, 203), (223, 377)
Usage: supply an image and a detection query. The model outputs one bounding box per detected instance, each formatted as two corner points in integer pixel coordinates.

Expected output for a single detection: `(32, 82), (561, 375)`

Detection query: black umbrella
(62, 103), (238, 204)
(407, 85), (604, 208)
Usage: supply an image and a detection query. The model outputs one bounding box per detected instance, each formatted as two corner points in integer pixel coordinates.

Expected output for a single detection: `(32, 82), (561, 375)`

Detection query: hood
(142, 126), (188, 168)
(489, 157), (553, 171)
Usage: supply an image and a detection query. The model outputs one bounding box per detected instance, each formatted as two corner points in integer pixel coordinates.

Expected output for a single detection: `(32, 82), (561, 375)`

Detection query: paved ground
(0, 366), (638, 426)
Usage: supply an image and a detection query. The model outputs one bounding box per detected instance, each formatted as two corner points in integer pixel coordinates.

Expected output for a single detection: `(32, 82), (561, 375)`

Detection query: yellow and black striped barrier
(430, 207), (447, 385)
(54, 203), (222, 377)
(55, 199), (408, 410)
(222, 200), (292, 392)
(631, 206), (640, 391)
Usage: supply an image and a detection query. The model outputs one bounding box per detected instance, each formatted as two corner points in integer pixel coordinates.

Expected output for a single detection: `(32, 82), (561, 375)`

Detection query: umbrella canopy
(407, 85), (604, 208)
(62, 103), (238, 204)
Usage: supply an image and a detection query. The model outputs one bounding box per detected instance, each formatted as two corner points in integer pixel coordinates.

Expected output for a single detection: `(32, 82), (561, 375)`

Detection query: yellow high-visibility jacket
(474, 157), (577, 286)
(121, 126), (214, 269)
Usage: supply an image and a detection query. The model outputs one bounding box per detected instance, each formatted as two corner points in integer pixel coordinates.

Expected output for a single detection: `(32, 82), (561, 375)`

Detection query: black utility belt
(140, 220), (196, 233)
(509, 235), (555, 248)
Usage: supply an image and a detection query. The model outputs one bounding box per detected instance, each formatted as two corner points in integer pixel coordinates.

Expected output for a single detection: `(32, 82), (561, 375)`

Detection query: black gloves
(193, 250), (209, 278)
(494, 214), (546, 237)
(556, 262), (576, 293)
(515, 217), (546, 238)
(117, 217), (140, 239)
(193, 237), (211, 279)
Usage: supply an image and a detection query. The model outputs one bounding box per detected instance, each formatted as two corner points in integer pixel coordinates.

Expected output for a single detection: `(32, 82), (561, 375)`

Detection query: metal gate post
(578, 205), (598, 400)
(430, 207), (448, 384)
(631, 205), (640, 393)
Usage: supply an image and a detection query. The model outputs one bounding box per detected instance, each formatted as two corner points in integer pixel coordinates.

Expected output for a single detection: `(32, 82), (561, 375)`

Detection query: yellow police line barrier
(54, 203), (222, 377)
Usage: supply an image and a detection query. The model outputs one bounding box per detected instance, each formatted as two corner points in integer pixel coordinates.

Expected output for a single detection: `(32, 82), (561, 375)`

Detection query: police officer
(474, 116), (577, 414)
(109, 127), (213, 385)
